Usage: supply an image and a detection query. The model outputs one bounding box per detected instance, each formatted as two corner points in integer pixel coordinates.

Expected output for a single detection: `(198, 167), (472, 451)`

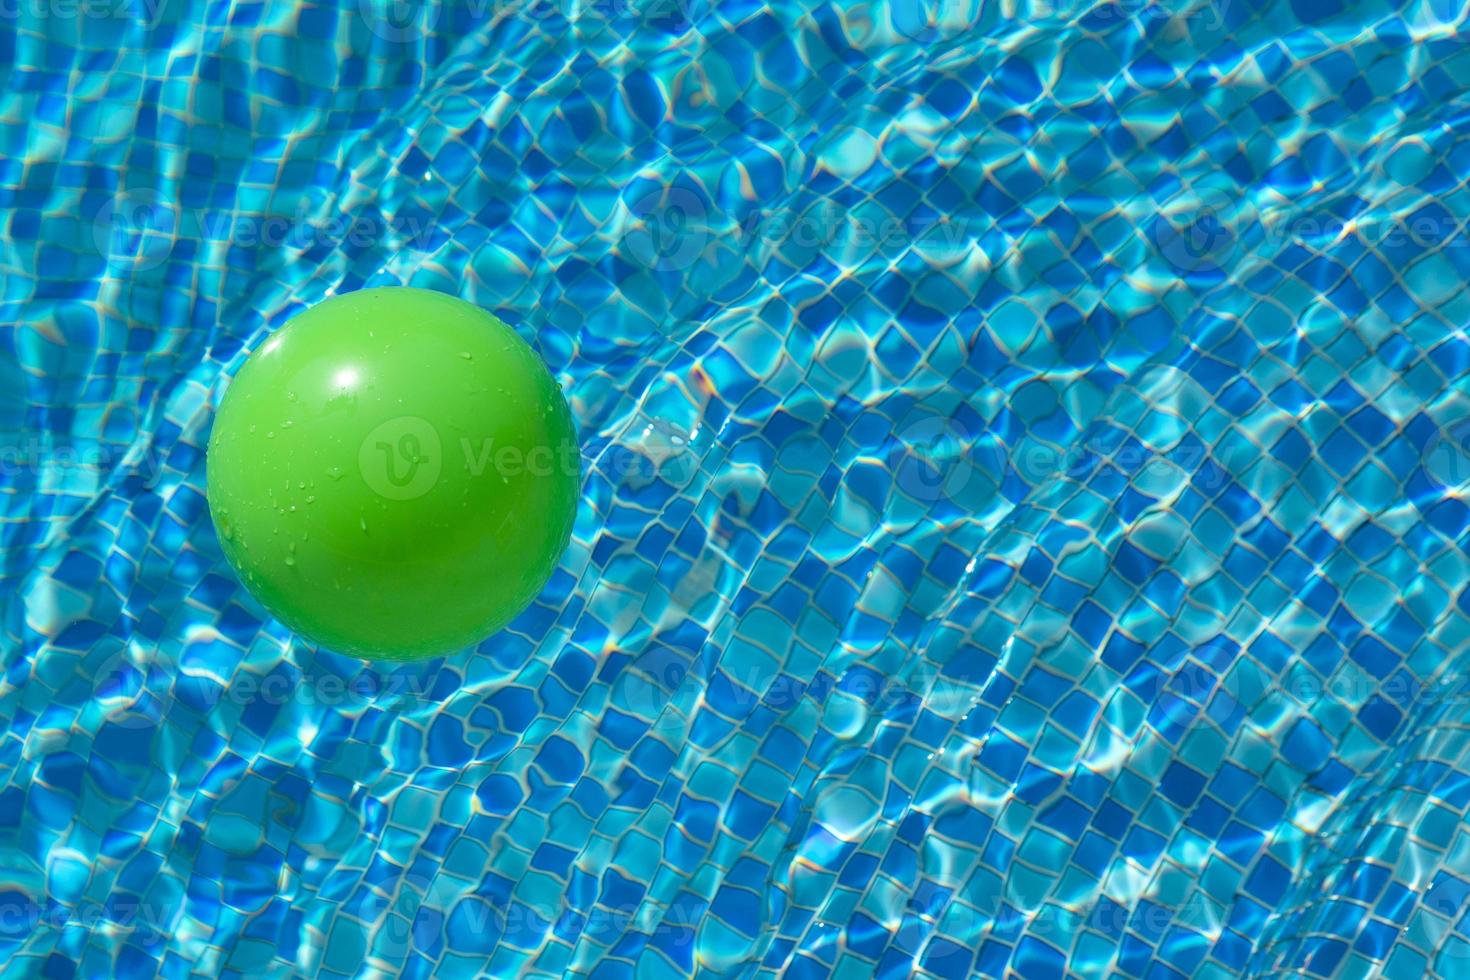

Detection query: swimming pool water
(4, 0), (1470, 977)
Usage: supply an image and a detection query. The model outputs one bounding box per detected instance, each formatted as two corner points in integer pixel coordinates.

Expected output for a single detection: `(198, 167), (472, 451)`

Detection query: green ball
(206, 287), (579, 661)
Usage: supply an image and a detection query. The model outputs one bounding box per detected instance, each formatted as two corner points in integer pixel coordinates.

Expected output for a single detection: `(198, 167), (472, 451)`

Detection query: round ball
(206, 287), (579, 660)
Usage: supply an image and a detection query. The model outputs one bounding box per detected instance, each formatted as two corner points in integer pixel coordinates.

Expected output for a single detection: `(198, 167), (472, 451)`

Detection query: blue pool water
(4, 0), (1470, 976)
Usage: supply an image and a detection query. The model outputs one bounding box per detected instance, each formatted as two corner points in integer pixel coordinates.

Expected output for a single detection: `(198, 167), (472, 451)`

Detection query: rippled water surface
(4, 0), (1470, 976)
